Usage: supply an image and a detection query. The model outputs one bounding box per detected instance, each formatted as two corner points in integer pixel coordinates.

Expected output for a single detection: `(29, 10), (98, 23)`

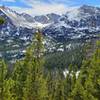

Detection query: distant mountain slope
(43, 5), (100, 41)
(0, 5), (100, 40)
(0, 5), (100, 62)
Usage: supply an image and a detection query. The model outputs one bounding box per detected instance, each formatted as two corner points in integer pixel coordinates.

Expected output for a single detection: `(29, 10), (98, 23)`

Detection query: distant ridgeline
(0, 5), (100, 63)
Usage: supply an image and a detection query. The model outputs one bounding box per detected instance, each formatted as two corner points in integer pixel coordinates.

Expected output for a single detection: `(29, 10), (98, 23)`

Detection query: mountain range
(0, 5), (100, 62)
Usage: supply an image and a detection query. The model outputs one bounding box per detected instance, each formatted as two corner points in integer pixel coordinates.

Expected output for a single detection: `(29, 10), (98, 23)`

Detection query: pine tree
(70, 78), (96, 100)
(47, 70), (65, 100)
(64, 65), (78, 100)
(0, 60), (15, 100)
(84, 41), (100, 100)
(0, 59), (7, 100)
(46, 72), (54, 100)
(70, 67), (96, 100)
(24, 31), (48, 100)
(54, 71), (65, 100)
(3, 78), (15, 100)
(0, 17), (5, 25)
(70, 41), (100, 100)
(12, 61), (27, 100)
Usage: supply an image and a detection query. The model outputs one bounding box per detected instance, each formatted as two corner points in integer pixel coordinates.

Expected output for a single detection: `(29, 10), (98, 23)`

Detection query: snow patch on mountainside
(32, 22), (51, 29)
(67, 7), (80, 21)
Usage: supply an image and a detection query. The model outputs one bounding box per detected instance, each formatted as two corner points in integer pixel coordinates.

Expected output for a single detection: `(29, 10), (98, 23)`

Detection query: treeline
(0, 31), (100, 100)
(45, 46), (85, 70)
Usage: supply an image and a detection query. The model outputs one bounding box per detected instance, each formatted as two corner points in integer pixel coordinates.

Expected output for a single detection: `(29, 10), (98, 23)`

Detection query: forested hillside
(0, 20), (100, 100)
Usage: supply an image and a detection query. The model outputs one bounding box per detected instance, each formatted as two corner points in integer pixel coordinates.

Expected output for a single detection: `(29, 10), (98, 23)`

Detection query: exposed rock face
(0, 5), (100, 61)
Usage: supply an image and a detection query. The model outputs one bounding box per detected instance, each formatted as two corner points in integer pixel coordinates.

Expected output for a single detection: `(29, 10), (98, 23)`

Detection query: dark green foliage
(70, 41), (100, 100)
(45, 46), (85, 70)
(23, 32), (48, 100)
(0, 60), (14, 100)
(12, 61), (26, 100)
(0, 17), (5, 25)
(0, 60), (7, 100)
(47, 70), (65, 100)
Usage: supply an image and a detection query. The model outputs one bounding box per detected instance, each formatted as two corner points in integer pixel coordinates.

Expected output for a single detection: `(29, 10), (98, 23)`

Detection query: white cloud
(8, 0), (77, 16)
(11, 3), (71, 16)
(31, 3), (68, 15)
(22, 0), (71, 7)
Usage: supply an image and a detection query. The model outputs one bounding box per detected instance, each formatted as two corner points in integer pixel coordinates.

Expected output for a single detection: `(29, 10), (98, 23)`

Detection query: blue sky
(0, 0), (100, 15)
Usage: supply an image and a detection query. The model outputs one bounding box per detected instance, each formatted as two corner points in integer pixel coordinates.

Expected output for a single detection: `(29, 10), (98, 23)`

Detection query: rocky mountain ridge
(0, 5), (100, 62)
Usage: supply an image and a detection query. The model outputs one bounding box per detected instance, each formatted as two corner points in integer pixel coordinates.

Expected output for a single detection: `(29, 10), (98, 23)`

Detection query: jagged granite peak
(21, 13), (35, 23)
(46, 13), (61, 23)
(33, 13), (60, 24)
(79, 5), (100, 16)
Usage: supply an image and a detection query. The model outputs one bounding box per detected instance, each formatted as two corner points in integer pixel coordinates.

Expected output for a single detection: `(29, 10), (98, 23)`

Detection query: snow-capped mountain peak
(0, 5), (100, 61)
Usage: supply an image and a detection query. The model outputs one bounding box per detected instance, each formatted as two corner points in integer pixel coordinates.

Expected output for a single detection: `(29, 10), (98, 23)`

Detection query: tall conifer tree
(24, 30), (48, 100)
